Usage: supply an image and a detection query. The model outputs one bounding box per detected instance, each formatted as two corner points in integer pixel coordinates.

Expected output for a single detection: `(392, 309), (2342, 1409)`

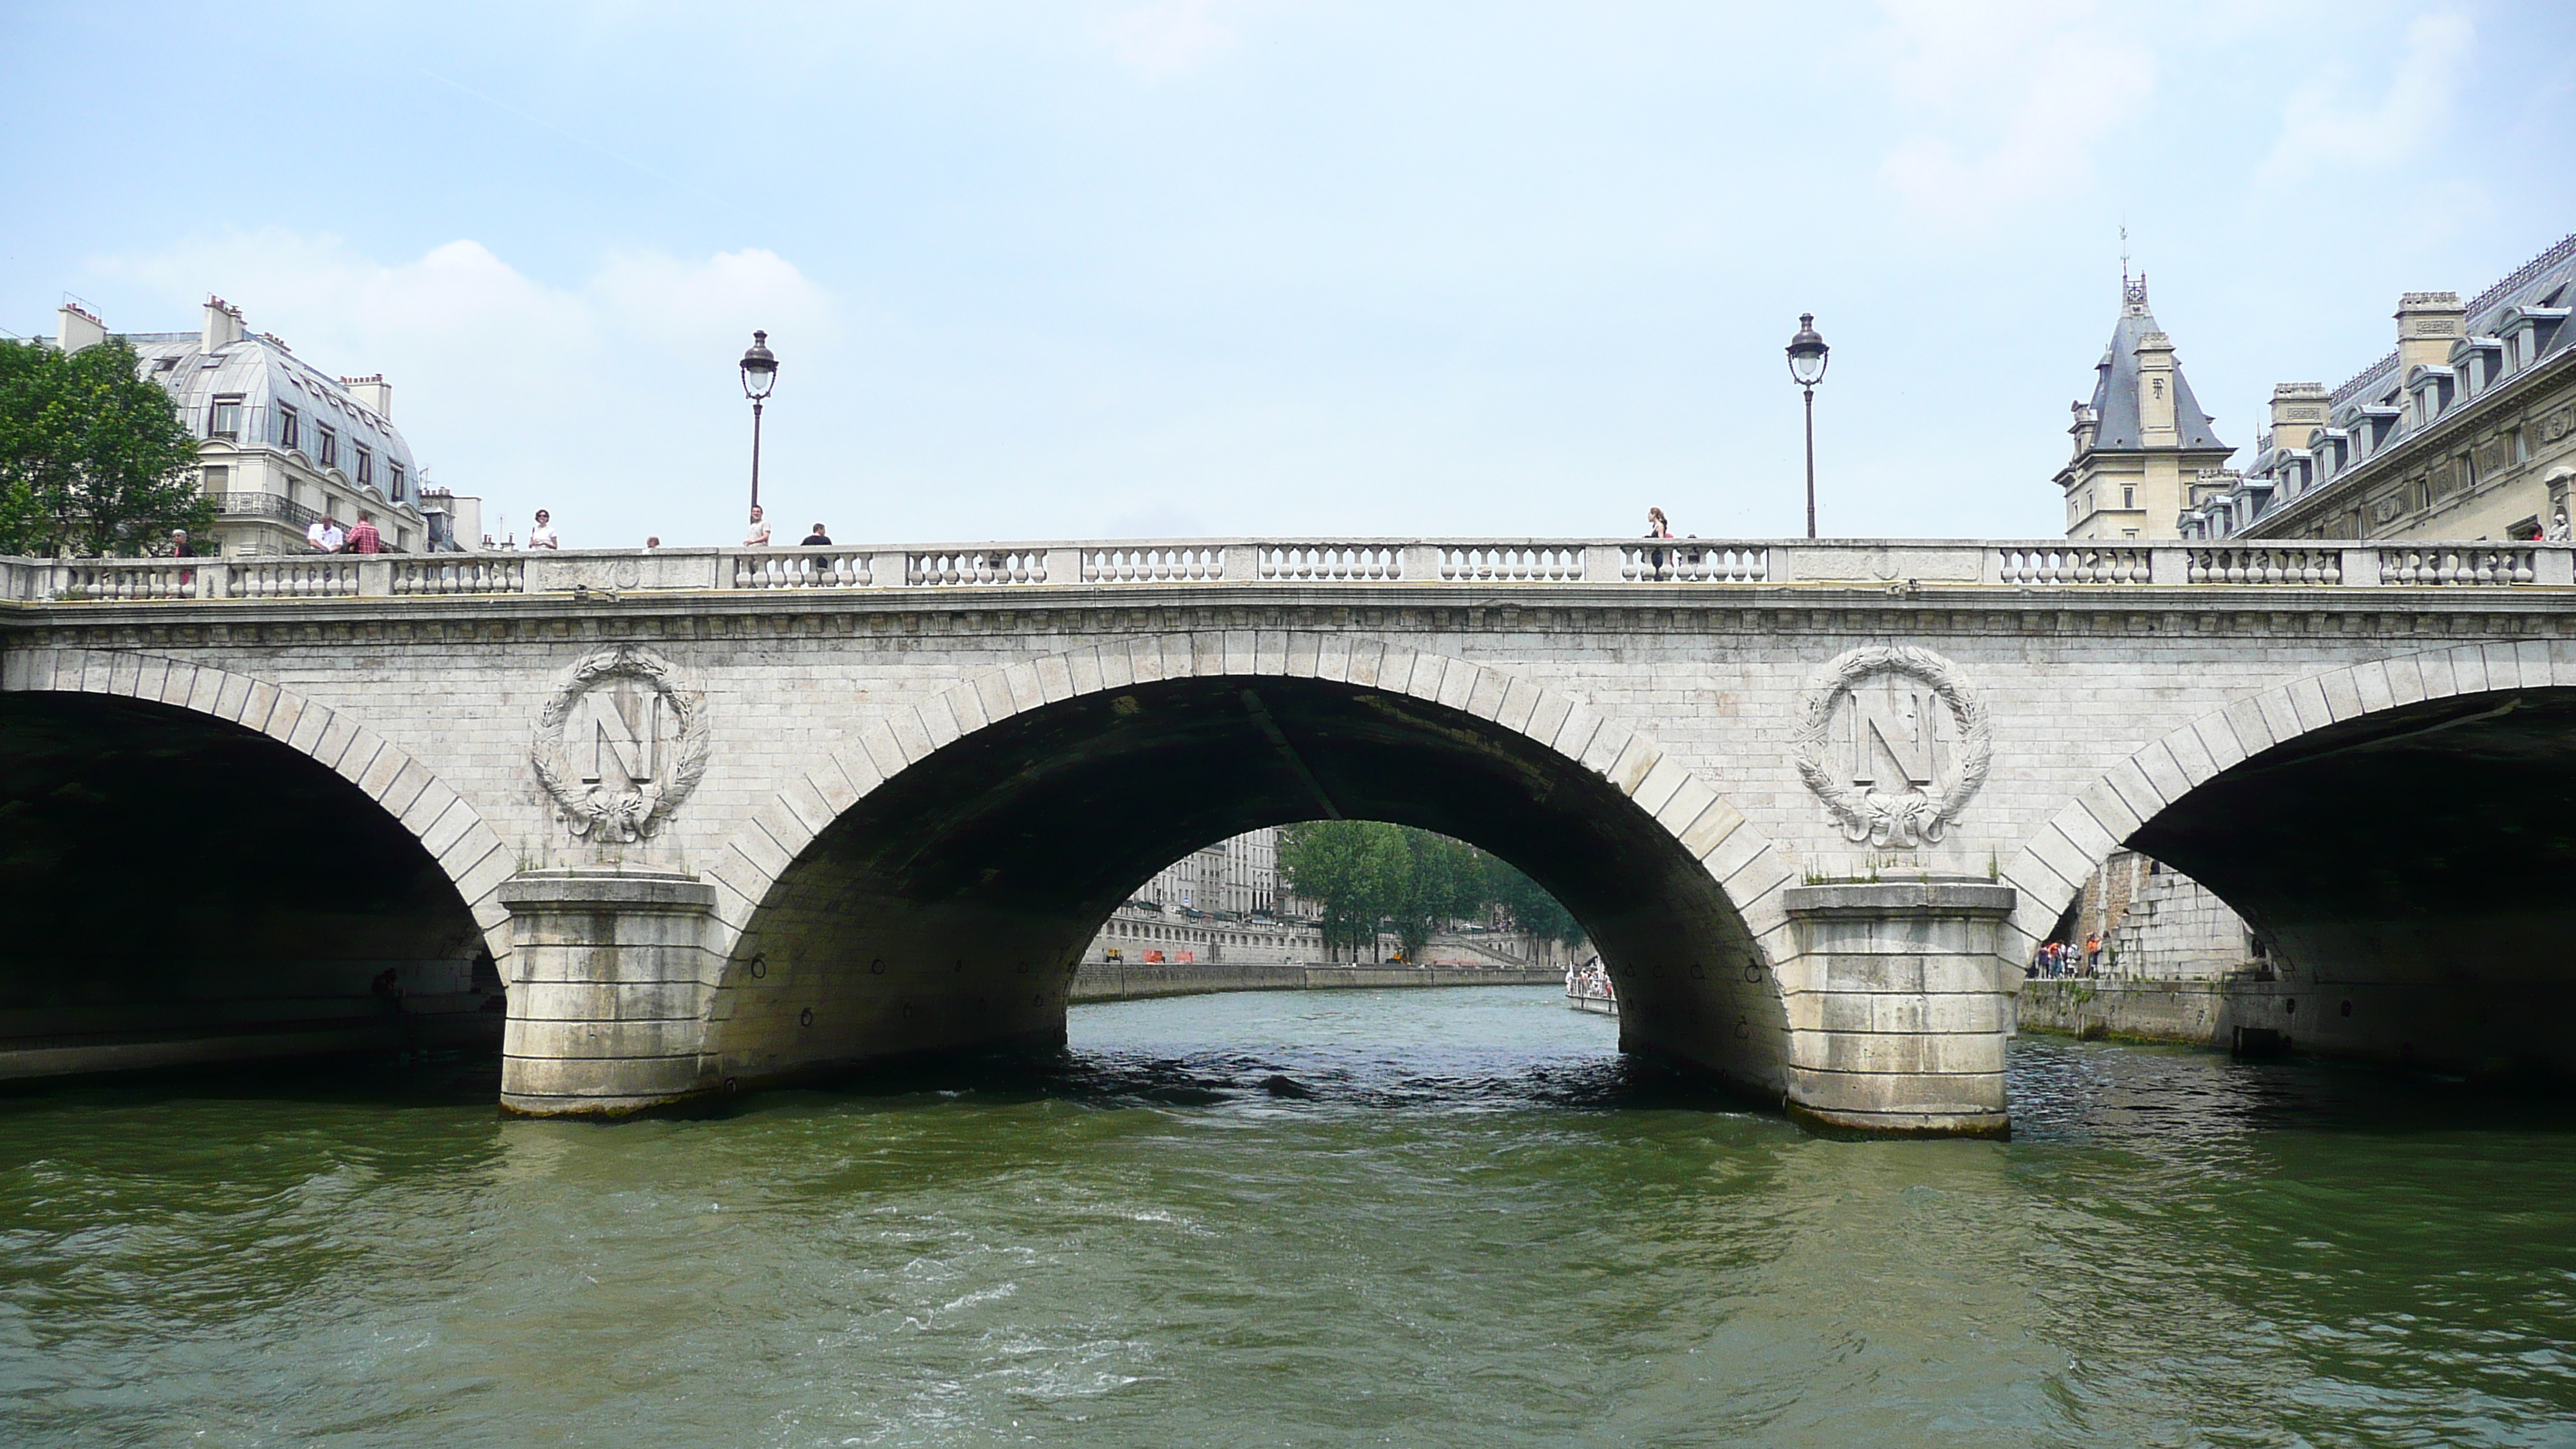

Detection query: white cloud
(1871, 0), (2156, 224)
(89, 231), (833, 546)
(2259, 9), (2471, 184)
(1096, 0), (1236, 76)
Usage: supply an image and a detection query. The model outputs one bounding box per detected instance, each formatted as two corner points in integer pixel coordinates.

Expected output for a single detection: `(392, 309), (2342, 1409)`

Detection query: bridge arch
(0, 646), (517, 966)
(2001, 638), (2576, 1071)
(699, 632), (1800, 1094)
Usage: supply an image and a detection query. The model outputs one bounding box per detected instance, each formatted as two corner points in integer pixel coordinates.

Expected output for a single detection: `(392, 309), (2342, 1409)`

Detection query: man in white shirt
(317, 517), (346, 553)
(527, 509), (559, 550)
(307, 519), (330, 551)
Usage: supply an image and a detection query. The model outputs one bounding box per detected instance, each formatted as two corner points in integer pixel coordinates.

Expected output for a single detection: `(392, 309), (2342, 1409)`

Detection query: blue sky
(4, 2), (2571, 548)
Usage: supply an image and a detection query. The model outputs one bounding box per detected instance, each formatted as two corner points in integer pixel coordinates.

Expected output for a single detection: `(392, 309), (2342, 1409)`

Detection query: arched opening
(711, 675), (1780, 1094)
(2119, 686), (2576, 1075)
(0, 693), (501, 1081)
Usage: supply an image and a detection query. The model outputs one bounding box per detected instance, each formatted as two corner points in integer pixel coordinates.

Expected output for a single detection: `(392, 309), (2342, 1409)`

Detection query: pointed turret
(2054, 275), (2235, 539)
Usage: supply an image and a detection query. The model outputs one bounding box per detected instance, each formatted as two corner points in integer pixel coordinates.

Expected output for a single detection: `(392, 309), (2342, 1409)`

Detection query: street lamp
(1785, 313), (1829, 540)
(738, 330), (779, 515)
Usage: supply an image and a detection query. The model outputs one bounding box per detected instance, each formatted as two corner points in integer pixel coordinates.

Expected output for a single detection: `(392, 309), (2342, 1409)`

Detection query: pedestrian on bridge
(801, 523), (833, 546)
(527, 510), (558, 550)
(744, 505), (772, 547)
(348, 512), (381, 555)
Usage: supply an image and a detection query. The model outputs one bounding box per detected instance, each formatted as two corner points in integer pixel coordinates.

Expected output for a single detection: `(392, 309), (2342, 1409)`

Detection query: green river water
(5, 985), (2575, 1447)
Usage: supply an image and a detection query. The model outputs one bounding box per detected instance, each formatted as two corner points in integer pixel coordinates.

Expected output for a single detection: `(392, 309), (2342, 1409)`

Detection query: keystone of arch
(700, 631), (1802, 961)
(0, 646), (519, 967)
(1994, 638), (2570, 958)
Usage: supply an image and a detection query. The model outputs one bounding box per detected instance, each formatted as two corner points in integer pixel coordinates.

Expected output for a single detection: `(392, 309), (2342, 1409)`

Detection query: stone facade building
(53, 298), (437, 557)
(2181, 232), (2576, 543)
(1135, 827), (1282, 917)
(2055, 276), (2235, 540)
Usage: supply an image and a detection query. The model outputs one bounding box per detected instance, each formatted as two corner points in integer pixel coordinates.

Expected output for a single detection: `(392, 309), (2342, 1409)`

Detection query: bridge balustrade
(2, 538), (2571, 602)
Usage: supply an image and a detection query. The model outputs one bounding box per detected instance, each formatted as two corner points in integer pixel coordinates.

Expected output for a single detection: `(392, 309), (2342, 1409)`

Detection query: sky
(3, 1), (2572, 549)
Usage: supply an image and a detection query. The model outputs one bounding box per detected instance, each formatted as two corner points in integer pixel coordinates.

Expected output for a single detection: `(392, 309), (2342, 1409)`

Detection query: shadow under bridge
(701, 673), (1782, 1097)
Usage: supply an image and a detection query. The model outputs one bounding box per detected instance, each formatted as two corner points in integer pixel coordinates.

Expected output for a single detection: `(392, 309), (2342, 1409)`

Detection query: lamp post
(1785, 312), (1829, 540)
(738, 330), (779, 516)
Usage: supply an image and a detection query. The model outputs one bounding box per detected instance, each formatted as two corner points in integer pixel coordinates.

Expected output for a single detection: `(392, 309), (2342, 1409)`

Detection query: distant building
(1135, 827), (1282, 917)
(2055, 275), (2234, 540)
(2182, 232), (2576, 543)
(53, 297), (437, 557)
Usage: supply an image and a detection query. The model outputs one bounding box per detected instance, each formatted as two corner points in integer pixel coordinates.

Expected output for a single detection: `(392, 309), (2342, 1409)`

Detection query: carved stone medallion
(530, 645), (710, 841)
(1791, 646), (1992, 848)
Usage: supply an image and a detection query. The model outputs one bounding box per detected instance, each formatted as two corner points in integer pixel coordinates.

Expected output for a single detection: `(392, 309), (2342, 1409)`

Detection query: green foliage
(1481, 854), (1584, 945)
(0, 337), (211, 558)
(1277, 820), (1407, 960)
(1277, 820), (1584, 962)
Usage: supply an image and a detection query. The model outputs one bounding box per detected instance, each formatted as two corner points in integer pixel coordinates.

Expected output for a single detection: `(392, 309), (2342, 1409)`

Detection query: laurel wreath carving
(529, 646), (710, 842)
(1791, 645), (1992, 848)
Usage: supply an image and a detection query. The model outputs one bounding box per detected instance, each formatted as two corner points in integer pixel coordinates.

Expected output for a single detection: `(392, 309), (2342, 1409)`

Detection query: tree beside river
(1276, 821), (1583, 963)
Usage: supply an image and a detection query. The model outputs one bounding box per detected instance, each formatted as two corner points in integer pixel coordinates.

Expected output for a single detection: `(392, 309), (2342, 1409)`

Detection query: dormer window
(207, 395), (242, 440)
(2500, 305), (2569, 371)
(2355, 404), (2400, 454)
(276, 404), (299, 451)
(2318, 425), (2359, 477)
(316, 425), (337, 469)
(353, 444), (372, 487)
(2454, 337), (2505, 392)
(389, 460), (406, 502)
(2407, 365), (2457, 422)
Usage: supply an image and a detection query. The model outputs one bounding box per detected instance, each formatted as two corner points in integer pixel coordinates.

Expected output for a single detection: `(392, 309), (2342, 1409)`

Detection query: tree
(1278, 820), (1407, 961)
(1481, 853), (1584, 946)
(1389, 830), (1483, 963)
(0, 337), (210, 558)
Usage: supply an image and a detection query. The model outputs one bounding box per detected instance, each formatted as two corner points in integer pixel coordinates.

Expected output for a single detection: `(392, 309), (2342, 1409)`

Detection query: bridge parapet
(2, 537), (2569, 604)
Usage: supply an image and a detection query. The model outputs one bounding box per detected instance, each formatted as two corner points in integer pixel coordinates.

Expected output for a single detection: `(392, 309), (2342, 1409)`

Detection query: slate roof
(2085, 286), (2227, 452)
(118, 328), (419, 500)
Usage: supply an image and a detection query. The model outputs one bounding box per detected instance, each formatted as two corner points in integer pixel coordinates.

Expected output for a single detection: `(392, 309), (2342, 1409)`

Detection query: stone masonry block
(1221, 629), (1255, 676)
(1283, 632), (1322, 679)
(1494, 677), (1541, 734)
(806, 761), (861, 817)
(1066, 646), (1105, 697)
(2160, 724), (2219, 787)
(1435, 659), (1478, 711)
(1252, 629), (1288, 675)
(185, 667), (227, 716)
(2189, 712), (2249, 774)
(728, 823), (794, 882)
(1463, 667), (1509, 721)
(1653, 774), (1715, 838)
(1316, 633), (1352, 683)
(778, 774), (834, 837)
(1629, 753), (1689, 814)
(2132, 738), (2192, 806)
(1342, 637), (1383, 687)
(915, 695), (963, 752)
(2049, 803), (2119, 867)
(1002, 660), (1044, 713)
(1678, 795), (1746, 860)
(2318, 667), (2364, 722)
(974, 670), (1017, 724)
(1581, 717), (1636, 776)
(2350, 659), (2395, 716)
(416, 796), (478, 860)
(1034, 653), (1074, 703)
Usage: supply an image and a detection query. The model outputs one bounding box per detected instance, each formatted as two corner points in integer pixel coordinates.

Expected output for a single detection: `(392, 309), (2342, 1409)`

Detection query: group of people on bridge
(2030, 935), (2105, 978)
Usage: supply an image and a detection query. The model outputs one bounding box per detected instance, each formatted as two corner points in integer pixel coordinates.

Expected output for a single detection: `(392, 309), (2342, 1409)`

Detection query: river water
(5, 986), (2575, 1447)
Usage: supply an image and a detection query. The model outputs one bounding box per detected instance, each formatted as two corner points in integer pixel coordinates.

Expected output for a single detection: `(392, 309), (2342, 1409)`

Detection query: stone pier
(1776, 881), (2016, 1136)
(497, 869), (720, 1116)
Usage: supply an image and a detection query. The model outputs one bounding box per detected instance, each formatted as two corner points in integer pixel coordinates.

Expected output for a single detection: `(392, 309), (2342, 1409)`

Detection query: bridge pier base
(1776, 881), (2016, 1136)
(496, 868), (720, 1117)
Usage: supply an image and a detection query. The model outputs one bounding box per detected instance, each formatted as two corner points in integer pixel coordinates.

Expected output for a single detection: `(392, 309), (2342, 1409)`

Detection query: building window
(276, 404), (299, 451)
(207, 396), (242, 440)
(2122, 485), (2136, 509)
(317, 426), (337, 469)
(353, 444), (372, 487)
(389, 460), (406, 502)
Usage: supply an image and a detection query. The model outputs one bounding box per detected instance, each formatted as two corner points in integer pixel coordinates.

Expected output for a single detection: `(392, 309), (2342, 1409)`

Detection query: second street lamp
(739, 330), (779, 516)
(1785, 312), (1829, 540)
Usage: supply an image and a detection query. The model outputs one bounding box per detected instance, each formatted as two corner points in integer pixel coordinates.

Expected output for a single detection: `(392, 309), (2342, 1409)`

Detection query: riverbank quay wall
(2019, 975), (2570, 1076)
(1070, 961), (1561, 1002)
(5, 536), (2574, 1133)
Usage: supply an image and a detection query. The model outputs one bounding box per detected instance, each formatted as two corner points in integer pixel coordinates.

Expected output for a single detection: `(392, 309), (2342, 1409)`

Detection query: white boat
(1564, 963), (1618, 1016)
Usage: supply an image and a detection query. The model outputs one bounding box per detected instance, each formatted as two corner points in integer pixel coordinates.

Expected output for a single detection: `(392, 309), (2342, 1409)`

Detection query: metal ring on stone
(868, 957), (886, 975)
(748, 955), (767, 980)
(798, 1006), (814, 1027)
(1744, 962), (1763, 981)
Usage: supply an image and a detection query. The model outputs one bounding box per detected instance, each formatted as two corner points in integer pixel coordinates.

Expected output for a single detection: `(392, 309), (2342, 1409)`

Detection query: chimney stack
(341, 374), (392, 420)
(201, 295), (245, 352)
(2267, 382), (2329, 453)
(56, 303), (105, 354)
(2134, 331), (2178, 445)
(2395, 291), (2465, 375)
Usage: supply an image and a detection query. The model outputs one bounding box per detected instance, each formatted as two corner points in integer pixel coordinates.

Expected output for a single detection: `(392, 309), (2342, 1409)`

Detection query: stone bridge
(4, 535), (2571, 1135)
